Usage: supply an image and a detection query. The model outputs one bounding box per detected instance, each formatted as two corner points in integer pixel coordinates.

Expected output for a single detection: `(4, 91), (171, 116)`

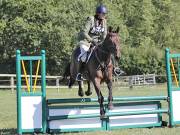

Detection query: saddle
(85, 46), (96, 63)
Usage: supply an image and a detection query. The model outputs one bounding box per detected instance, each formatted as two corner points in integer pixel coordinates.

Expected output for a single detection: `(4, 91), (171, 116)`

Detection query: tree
(0, 0), (179, 75)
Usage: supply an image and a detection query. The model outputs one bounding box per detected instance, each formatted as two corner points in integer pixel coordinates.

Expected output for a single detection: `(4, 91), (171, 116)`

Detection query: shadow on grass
(0, 128), (16, 135)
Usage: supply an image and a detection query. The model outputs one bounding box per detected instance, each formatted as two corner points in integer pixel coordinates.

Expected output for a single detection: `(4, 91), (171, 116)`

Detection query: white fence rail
(113, 74), (158, 88)
(128, 74), (156, 87)
(0, 74), (163, 92)
(0, 74), (79, 93)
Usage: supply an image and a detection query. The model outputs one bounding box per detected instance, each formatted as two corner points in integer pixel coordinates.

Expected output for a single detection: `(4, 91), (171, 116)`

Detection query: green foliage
(120, 45), (164, 75)
(0, 0), (179, 75)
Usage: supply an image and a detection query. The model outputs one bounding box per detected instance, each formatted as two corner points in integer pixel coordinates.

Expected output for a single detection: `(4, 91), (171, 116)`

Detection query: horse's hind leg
(68, 77), (75, 88)
(78, 81), (84, 97)
(85, 81), (92, 96)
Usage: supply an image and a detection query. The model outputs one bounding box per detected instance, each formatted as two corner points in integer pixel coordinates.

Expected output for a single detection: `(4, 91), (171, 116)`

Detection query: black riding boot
(76, 62), (84, 81)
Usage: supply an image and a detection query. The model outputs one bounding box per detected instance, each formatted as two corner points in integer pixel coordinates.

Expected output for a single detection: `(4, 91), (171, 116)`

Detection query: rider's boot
(76, 61), (84, 81)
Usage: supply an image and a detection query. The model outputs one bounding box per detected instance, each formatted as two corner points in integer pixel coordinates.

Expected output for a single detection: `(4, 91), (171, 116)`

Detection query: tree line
(0, 0), (179, 75)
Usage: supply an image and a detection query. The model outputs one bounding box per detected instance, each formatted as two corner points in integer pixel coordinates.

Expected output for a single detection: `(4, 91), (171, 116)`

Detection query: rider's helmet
(96, 4), (107, 14)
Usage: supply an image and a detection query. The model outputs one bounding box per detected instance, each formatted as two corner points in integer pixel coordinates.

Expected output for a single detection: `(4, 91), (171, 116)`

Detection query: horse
(66, 26), (120, 118)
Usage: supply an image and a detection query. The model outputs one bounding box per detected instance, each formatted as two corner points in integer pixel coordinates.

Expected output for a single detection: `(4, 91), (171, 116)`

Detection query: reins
(94, 43), (110, 71)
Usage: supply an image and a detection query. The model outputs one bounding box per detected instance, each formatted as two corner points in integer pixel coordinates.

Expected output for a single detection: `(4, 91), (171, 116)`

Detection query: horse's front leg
(92, 78), (105, 119)
(78, 81), (84, 97)
(106, 63), (114, 110)
(106, 79), (114, 110)
(85, 80), (92, 96)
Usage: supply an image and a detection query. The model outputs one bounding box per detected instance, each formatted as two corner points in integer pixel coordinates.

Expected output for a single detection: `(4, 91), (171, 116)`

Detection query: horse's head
(104, 26), (120, 60)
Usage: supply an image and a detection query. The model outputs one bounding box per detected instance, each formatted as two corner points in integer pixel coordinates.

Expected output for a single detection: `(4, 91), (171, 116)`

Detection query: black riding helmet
(95, 5), (107, 20)
(96, 4), (107, 14)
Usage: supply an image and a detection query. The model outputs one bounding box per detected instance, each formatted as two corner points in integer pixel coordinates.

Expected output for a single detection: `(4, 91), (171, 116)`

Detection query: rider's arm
(82, 17), (93, 42)
(102, 19), (107, 40)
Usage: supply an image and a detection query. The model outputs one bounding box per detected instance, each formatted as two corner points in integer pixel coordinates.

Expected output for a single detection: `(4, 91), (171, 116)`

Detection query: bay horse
(68, 26), (120, 118)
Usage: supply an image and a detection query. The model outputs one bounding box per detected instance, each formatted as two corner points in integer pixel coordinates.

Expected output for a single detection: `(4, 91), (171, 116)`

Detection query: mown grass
(0, 84), (180, 135)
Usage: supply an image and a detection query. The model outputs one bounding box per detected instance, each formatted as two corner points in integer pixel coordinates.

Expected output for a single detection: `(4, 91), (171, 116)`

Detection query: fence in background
(0, 74), (80, 93)
(0, 74), (167, 92)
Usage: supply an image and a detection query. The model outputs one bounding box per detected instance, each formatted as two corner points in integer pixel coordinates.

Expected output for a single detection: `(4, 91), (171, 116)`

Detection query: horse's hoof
(78, 90), (84, 97)
(108, 103), (114, 110)
(100, 110), (106, 120)
(85, 91), (92, 96)
(100, 114), (105, 120)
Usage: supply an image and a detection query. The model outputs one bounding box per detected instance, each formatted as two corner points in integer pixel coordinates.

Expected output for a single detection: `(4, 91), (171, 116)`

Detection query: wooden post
(10, 76), (14, 93)
(143, 74), (146, 85)
(56, 77), (60, 92)
(129, 76), (133, 89)
(113, 76), (115, 82)
(153, 74), (156, 84)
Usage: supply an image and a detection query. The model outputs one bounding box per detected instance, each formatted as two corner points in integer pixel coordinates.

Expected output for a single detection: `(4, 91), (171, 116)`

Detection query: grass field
(0, 84), (180, 135)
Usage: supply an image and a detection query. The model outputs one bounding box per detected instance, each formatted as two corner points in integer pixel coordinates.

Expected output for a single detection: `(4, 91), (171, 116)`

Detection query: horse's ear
(108, 26), (113, 33)
(116, 26), (120, 33)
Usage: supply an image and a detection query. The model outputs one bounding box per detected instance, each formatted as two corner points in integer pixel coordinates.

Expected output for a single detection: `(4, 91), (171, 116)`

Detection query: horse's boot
(76, 73), (83, 81)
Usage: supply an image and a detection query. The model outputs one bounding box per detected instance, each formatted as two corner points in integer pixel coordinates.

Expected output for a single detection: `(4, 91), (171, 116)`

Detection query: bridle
(94, 33), (120, 74)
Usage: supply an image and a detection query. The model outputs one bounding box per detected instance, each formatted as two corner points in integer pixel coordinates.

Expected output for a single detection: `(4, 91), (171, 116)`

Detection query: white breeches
(78, 41), (91, 62)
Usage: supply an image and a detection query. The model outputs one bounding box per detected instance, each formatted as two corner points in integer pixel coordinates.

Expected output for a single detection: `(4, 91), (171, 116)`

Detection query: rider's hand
(91, 40), (98, 46)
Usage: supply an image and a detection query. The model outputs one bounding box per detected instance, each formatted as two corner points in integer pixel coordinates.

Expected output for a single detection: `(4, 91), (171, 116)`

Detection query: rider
(76, 4), (108, 81)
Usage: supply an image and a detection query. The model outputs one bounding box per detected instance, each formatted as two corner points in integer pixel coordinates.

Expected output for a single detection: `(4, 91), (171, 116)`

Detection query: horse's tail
(59, 63), (71, 83)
